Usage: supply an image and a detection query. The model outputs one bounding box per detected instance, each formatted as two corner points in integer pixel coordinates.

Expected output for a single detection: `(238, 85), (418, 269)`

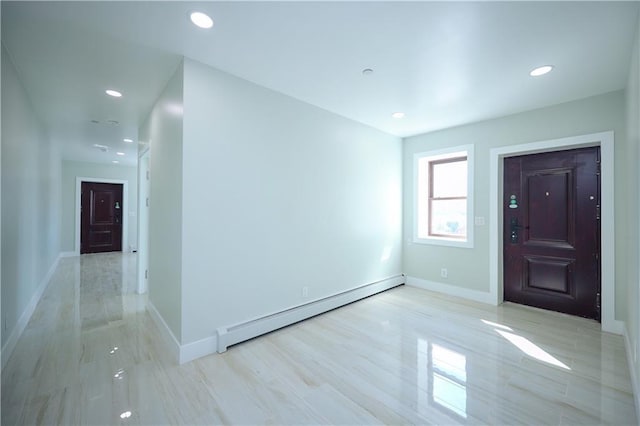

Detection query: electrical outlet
(440, 268), (448, 279)
(474, 216), (486, 226)
(302, 287), (309, 297)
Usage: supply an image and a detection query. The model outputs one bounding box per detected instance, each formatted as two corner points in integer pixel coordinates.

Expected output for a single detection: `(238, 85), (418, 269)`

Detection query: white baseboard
(406, 276), (495, 305)
(623, 324), (640, 419)
(147, 301), (181, 363)
(60, 251), (77, 258)
(180, 335), (218, 364)
(603, 319), (625, 335)
(147, 302), (218, 364)
(216, 274), (405, 353)
(1, 253), (61, 370)
(148, 275), (404, 364)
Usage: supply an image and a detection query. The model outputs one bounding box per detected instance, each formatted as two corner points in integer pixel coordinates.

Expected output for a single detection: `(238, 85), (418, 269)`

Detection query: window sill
(412, 237), (473, 248)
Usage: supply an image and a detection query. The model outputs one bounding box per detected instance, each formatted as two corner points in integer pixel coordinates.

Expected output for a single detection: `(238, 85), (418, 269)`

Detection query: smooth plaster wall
(403, 91), (627, 320)
(625, 12), (640, 385)
(1, 45), (61, 348)
(140, 62), (184, 341)
(60, 160), (138, 253)
(180, 58), (402, 344)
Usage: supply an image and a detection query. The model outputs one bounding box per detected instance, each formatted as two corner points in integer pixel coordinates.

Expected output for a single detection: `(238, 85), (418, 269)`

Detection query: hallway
(1, 253), (637, 424)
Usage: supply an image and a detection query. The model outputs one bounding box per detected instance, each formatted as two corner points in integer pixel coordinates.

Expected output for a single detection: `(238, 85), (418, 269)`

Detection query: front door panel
(81, 182), (123, 254)
(503, 147), (600, 320)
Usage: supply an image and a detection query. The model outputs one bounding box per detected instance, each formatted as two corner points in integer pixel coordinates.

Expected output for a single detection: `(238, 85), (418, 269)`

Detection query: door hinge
(596, 292), (601, 310)
(596, 204), (600, 220)
(146, 197), (149, 207)
(145, 269), (148, 279)
(146, 170), (150, 180)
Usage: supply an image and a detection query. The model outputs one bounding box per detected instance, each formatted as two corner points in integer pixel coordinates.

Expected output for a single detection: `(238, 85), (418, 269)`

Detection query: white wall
(139, 62), (184, 341)
(625, 12), (640, 396)
(1, 12), (3, 363)
(180, 58), (402, 344)
(60, 160), (138, 253)
(1, 45), (61, 352)
(403, 91), (628, 319)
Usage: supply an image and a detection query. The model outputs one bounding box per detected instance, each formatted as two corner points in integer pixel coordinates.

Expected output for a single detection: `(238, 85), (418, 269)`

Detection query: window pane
(432, 160), (467, 198)
(430, 199), (466, 237)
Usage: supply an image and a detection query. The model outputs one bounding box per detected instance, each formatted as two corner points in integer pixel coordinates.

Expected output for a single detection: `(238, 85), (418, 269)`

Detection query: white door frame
(489, 131), (623, 334)
(137, 150), (150, 294)
(75, 177), (129, 255)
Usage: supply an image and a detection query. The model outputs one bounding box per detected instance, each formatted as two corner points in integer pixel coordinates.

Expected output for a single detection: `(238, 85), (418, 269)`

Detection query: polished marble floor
(1, 252), (637, 425)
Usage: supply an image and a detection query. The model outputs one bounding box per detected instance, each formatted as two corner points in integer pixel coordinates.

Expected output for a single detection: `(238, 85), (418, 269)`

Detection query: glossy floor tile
(2, 252), (637, 425)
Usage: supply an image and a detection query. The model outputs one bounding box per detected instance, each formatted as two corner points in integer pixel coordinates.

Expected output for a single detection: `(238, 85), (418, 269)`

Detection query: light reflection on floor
(418, 338), (468, 420)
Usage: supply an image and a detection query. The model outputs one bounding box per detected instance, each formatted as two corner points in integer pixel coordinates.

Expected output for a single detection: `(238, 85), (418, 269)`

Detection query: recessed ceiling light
(105, 89), (122, 98)
(116, 152), (125, 156)
(391, 112), (405, 119)
(90, 120), (99, 124)
(362, 68), (374, 76)
(123, 138), (133, 143)
(529, 65), (553, 77)
(190, 11), (213, 29)
(112, 160), (119, 164)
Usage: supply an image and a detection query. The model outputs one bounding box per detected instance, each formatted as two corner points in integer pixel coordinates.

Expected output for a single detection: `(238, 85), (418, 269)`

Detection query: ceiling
(2, 1), (639, 167)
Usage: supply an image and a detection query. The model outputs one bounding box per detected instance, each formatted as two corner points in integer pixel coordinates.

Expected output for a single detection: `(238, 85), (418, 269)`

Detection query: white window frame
(413, 144), (474, 248)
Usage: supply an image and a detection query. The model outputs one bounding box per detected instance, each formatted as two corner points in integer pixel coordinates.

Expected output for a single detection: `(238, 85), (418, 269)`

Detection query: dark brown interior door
(81, 182), (123, 254)
(503, 147), (601, 320)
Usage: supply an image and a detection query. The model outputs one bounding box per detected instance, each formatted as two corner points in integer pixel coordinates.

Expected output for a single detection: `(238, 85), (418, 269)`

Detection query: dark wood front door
(81, 182), (123, 254)
(503, 147), (601, 320)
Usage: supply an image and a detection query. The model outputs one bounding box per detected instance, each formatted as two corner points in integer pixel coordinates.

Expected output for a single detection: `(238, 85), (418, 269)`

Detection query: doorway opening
(80, 182), (124, 254)
(489, 131), (620, 334)
(74, 177), (129, 255)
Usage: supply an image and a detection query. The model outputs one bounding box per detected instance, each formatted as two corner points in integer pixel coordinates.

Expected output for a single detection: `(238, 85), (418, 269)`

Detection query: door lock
(510, 217), (528, 243)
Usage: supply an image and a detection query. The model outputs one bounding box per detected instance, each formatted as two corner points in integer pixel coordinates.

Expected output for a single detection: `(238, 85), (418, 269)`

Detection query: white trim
(147, 301), (180, 363)
(147, 302), (218, 364)
(405, 276), (495, 305)
(623, 324), (640, 418)
(137, 152), (150, 294)
(216, 275), (405, 353)
(1, 253), (61, 370)
(149, 276), (404, 363)
(489, 131), (618, 333)
(180, 336), (218, 364)
(606, 319), (625, 335)
(74, 177), (129, 255)
(60, 251), (77, 258)
(413, 144), (475, 248)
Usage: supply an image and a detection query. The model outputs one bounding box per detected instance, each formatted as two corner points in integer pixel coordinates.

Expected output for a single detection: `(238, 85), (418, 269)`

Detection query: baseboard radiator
(216, 274), (405, 353)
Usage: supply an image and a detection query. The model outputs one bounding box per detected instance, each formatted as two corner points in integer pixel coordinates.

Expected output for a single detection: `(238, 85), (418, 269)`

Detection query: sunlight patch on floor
(495, 329), (571, 370)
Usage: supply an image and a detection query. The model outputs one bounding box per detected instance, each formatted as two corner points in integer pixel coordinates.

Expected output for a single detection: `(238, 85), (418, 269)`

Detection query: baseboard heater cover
(216, 274), (405, 353)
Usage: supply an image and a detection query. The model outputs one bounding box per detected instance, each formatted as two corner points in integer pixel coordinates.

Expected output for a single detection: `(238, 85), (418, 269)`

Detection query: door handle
(510, 217), (528, 243)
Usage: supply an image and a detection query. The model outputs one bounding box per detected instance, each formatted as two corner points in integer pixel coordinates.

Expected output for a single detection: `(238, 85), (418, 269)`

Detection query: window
(414, 145), (474, 247)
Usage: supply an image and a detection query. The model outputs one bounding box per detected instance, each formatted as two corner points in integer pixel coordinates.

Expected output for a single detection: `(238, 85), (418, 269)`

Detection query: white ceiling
(2, 1), (639, 167)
